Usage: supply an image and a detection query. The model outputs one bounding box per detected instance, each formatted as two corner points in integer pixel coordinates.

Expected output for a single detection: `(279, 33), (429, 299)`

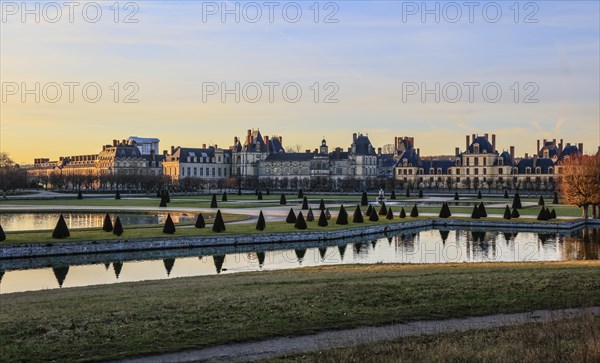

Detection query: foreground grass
(1, 214), (576, 245)
(1, 262), (599, 362)
(267, 315), (600, 363)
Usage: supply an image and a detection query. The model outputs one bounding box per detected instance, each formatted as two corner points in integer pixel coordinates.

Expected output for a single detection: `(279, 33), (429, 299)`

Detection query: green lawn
(266, 315), (599, 363)
(1, 262), (599, 362)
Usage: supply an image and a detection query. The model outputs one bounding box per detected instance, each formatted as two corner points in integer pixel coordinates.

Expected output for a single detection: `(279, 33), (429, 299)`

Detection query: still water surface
(1, 228), (597, 294)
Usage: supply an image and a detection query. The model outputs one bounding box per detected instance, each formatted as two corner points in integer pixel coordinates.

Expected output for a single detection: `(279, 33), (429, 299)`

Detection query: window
(199, 168), (203, 176)
(474, 144), (480, 153)
(548, 167), (554, 174)
(483, 158), (487, 166)
(474, 158), (479, 166)
(499, 168), (503, 175)
(194, 167), (197, 176)
(456, 169), (460, 175)
(181, 167), (185, 176)
(437, 168), (442, 175)
(526, 167), (531, 174)
(475, 168), (479, 175)
(535, 167), (541, 174)
(218, 168), (222, 176)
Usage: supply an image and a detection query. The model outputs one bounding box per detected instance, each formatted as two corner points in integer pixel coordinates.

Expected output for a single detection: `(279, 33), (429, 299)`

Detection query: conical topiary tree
(319, 199), (326, 211)
(297, 189), (304, 199)
(538, 196), (545, 206)
(212, 210), (226, 232)
(361, 192), (368, 206)
(353, 205), (364, 223)
(399, 207), (406, 219)
(163, 213), (176, 234)
(52, 214), (70, 239)
(77, 190), (83, 200)
(280, 194), (287, 205)
(471, 204), (480, 219)
(418, 189), (423, 198)
(306, 207), (315, 221)
(164, 190), (171, 203)
(406, 189), (410, 197)
(511, 208), (520, 219)
(156, 190), (162, 198)
(512, 193), (522, 209)
(195, 213), (205, 228)
(504, 189), (509, 199)
(454, 192), (459, 200)
(318, 210), (328, 227)
(391, 190), (397, 200)
(286, 208), (297, 223)
(102, 213), (113, 232)
(113, 216), (123, 236)
(266, 189), (270, 196)
(237, 188), (242, 196)
(365, 205), (373, 217)
(477, 190), (482, 199)
(336, 205), (349, 225)
(386, 207), (394, 220)
(256, 211), (266, 231)
(211, 194), (218, 208)
(378, 201), (387, 216)
(439, 202), (451, 218)
(295, 212), (307, 230)
(301, 196), (309, 210)
(0, 224), (6, 242)
(410, 204), (419, 217)
(115, 190), (121, 200)
(503, 205), (512, 220)
(537, 207), (548, 221)
(222, 192), (228, 202)
(257, 191), (263, 200)
(478, 202), (487, 218)
(159, 196), (167, 207)
(550, 208), (557, 219)
(553, 191), (559, 204)
(369, 207), (379, 222)
(325, 208), (331, 220)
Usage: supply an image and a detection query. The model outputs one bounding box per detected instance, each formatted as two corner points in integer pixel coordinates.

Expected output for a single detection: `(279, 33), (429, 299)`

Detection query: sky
(1, 0), (599, 164)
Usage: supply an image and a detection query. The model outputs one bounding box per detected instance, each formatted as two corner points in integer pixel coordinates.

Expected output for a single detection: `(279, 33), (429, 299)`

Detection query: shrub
(163, 214), (176, 234)
(511, 208), (520, 218)
(77, 191), (83, 200)
(512, 193), (522, 209)
(553, 191), (559, 204)
(297, 189), (304, 199)
(319, 199), (326, 211)
(212, 210), (226, 232)
(471, 204), (480, 219)
(295, 212), (307, 229)
(390, 190), (396, 199)
(361, 192), (368, 206)
(237, 188), (242, 196)
(454, 192), (459, 200)
(406, 189), (410, 197)
(222, 192), (228, 202)
(538, 196), (545, 206)
(257, 191), (263, 200)
(301, 196), (309, 210)
(280, 194), (287, 205)
(399, 207), (406, 218)
(503, 205), (512, 220)
(113, 217), (124, 236)
(418, 189), (423, 198)
(102, 213), (113, 232)
(477, 190), (482, 199)
(256, 211), (266, 231)
(210, 194), (218, 208)
(159, 197), (167, 207)
(386, 207), (394, 220)
(369, 207), (379, 222)
(286, 208), (297, 223)
(195, 213), (205, 228)
(550, 208), (557, 219)
(504, 189), (509, 199)
(365, 205), (373, 217)
(0, 224), (5, 242)
(115, 190), (121, 200)
(336, 205), (349, 225)
(478, 202), (487, 218)
(353, 205), (364, 223)
(306, 207), (315, 221)
(439, 202), (451, 218)
(537, 207), (549, 221)
(410, 204), (419, 217)
(376, 202), (386, 216)
(164, 190), (170, 203)
(52, 214), (70, 239)
(325, 208), (331, 220)
(318, 210), (328, 227)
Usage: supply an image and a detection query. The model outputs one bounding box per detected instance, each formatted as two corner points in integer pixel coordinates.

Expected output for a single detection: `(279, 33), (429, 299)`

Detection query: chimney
(484, 133), (489, 140)
(264, 136), (269, 144)
(417, 148), (420, 156)
(113, 139), (118, 147)
(102, 145), (106, 151)
(510, 146), (515, 159)
(163, 150), (168, 156)
(377, 147), (382, 155)
(466, 135), (470, 149)
(202, 143), (206, 148)
(455, 147), (460, 157)
(525, 153), (529, 158)
(552, 139), (556, 147)
(353, 133), (357, 143)
(314, 148), (318, 155)
(306, 149), (311, 153)
(578, 143), (583, 153)
(566, 142), (571, 148)
(472, 134), (476, 142)
(170, 146), (175, 155)
(122, 139), (127, 145)
(247, 129), (252, 143)
(279, 136), (283, 143)
(559, 139), (564, 152)
(537, 140), (540, 152)
(234, 136), (238, 144)
(492, 134), (496, 151)
(214, 144), (218, 149)
(394, 137), (398, 149)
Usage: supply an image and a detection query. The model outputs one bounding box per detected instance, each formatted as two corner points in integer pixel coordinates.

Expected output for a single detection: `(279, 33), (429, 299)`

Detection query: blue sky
(1, 0), (599, 162)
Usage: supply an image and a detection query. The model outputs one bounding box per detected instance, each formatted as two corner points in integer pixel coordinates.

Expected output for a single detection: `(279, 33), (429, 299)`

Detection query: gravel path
(112, 307), (599, 363)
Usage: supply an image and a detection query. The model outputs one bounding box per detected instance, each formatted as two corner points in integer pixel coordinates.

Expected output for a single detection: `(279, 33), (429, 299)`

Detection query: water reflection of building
(563, 228), (600, 260)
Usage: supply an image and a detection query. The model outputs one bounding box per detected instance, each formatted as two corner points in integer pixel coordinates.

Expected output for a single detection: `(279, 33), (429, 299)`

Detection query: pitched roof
(264, 153), (314, 162)
(466, 136), (496, 154)
(354, 135), (376, 155)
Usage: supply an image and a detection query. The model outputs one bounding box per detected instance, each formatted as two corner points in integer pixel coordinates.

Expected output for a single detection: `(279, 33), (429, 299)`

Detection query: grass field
(1, 262), (599, 362)
(267, 315), (600, 363)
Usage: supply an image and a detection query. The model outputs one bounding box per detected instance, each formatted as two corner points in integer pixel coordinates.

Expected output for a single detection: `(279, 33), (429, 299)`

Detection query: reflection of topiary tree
(286, 208), (297, 223)
(163, 258), (175, 276)
(52, 214), (70, 239)
(256, 251), (266, 267)
(256, 211), (266, 231)
(163, 214), (176, 234)
(52, 266), (69, 288)
(212, 210), (226, 232)
(113, 261), (123, 279)
(353, 205), (364, 223)
(113, 217), (124, 236)
(294, 212), (307, 229)
(195, 213), (205, 228)
(213, 255), (225, 273)
(102, 213), (113, 232)
(318, 210), (328, 227)
(336, 205), (348, 225)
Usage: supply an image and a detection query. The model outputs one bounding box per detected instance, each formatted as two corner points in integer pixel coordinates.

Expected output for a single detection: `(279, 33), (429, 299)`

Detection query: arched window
(526, 167), (531, 174)
(473, 144), (480, 153)
(498, 159), (503, 166)
(548, 167), (554, 174)
(535, 167), (541, 174)
(418, 168), (424, 175)
(437, 168), (442, 175)
(429, 168), (434, 174)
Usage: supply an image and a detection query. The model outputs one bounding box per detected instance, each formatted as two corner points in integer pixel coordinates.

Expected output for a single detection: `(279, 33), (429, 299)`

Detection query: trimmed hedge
(102, 213), (113, 232)
(163, 214), (176, 234)
(318, 210), (328, 227)
(336, 205), (349, 225)
(113, 217), (123, 236)
(212, 210), (226, 232)
(256, 211), (266, 231)
(353, 205), (364, 223)
(210, 194), (218, 208)
(399, 207), (406, 219)
(306, 207), (315, 222)
(439, 202), (451, 218)
(52, 214), (70, 239)
(410, 204), (419, 217)
(195, 213), (205, 228)
(286, 208), (297, 223)
(503, 205), (512, 220)
(294, 212), (307, 230)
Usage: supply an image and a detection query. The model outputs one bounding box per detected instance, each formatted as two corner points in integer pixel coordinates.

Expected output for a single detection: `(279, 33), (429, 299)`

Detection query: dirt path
(113, 307), (599, 363)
